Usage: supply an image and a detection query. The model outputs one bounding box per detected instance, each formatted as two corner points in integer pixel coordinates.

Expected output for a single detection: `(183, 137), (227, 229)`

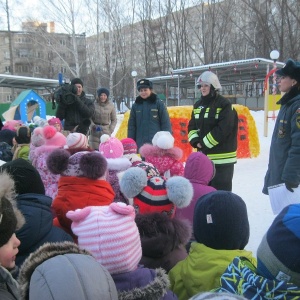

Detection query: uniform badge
(296, 107), (300, 114)
(278, 126), (285, 138)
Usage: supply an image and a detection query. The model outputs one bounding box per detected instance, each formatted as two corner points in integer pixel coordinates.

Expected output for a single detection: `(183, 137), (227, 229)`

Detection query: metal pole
(264, 64), (270, 137)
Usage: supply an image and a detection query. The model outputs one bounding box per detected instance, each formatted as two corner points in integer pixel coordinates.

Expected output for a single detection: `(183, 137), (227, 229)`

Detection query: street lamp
(131, 71), (137, 100)
(263, 50), (280, 137)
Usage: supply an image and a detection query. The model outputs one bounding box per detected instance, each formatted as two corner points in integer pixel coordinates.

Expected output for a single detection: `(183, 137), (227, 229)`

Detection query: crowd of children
(0, 116), (300, 300)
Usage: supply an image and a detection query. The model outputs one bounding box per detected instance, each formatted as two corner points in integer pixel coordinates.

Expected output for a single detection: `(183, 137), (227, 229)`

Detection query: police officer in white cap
(188, 71), (238, 191)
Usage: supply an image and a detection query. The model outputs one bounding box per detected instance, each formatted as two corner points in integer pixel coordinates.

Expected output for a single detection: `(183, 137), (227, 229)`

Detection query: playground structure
(2, 89), (47, 123)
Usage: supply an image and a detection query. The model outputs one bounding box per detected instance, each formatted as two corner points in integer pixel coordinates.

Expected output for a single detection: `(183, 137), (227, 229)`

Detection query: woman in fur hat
(89, 87), (117, 150)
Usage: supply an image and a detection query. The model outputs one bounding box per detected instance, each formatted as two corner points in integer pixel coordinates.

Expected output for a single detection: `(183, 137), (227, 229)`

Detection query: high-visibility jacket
(188, 94), (238, 165)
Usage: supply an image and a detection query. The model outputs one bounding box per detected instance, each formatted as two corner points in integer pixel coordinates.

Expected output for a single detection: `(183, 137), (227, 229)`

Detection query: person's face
(0, 233), (20, 269)
(277, 76), (297, 93)
(53, 124), (61, 132)
(75, 84), (83, 96)
(99, 93), (108, 102)
(198, 83), (211, 97)
(139, 88), (152, 99)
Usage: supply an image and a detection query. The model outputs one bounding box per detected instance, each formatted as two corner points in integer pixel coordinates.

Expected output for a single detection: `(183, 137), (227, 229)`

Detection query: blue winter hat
(193, 191), (249, 250)
(257, 204), (300, 286)
(97, 87), (110, 97)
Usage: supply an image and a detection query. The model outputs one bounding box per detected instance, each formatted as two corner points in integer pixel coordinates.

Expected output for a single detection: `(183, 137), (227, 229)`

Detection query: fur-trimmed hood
(18, 242), (118, 300)
(135, 213), (191, 257)
(107, 156), (131, 171)
(139, 143), (183, 161)
(116, 267), (176, 300)
(135, 92), (157, 104)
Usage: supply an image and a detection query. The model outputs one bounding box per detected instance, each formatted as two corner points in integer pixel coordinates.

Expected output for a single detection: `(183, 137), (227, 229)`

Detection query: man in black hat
(56, 77), (95, 135)
(263, 58), (300, 195)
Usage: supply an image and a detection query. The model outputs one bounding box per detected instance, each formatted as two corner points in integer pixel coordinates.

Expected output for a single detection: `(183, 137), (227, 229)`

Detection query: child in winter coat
(48, 117), (63, 132)
(214, 203), (300, 299)
(0, 172), (25, 300)
(47, 149), (115, 238)
(120, 167), (194, 272)
(168, 191), (256, 300)
(12, 125), (31, 161)
(121, 137), (142, 166)
(31, 125), (66, 199)
(139, 131), (184, 178)
(176, 152), (216, 242)
(67, 202), (178, 300)
(99, 134), (131, 203)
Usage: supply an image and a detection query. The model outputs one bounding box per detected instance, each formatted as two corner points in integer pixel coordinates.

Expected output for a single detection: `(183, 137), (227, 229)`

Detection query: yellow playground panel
(115, 105), (260, 161)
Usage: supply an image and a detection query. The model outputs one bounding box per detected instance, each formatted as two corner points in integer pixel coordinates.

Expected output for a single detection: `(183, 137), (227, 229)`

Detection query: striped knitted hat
(257, 203), (300, 285)
(120, 167), (193, 218)
(66, 202), (142, 274)
(65, 133), (88, 149)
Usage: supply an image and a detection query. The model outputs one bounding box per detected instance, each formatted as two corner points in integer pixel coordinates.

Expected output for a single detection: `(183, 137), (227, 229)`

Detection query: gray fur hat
(18, 242), (118, 300)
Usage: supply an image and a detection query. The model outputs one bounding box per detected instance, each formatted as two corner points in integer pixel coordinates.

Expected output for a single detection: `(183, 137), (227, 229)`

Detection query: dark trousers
(210, 164), (234, 191)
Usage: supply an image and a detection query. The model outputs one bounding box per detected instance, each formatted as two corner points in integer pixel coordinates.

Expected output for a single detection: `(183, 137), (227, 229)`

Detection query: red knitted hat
(121, 138), (137, 155)
(134, 176), (175, 217)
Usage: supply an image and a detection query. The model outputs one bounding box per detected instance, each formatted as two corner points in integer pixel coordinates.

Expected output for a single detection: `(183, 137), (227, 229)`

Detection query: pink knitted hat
(48, 117), (62, 132)
(2, 120), (22, 132)
(67, 202), (142, 274)
(43, 125), (66, 147)
(65, 133), (88, 149)
(99, 134), (124, 159)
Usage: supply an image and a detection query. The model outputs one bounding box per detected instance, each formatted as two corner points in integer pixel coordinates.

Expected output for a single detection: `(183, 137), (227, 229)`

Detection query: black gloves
(285, 182), (299, 193)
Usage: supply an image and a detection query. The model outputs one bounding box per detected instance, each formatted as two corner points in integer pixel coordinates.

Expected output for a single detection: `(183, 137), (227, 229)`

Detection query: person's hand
(285, 182), (299, 193)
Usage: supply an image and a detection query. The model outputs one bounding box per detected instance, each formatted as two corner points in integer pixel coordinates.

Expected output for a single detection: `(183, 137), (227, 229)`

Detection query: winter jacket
(139, 144), (184, 178)
(168, 242), (256, 300)
(128, 93), (172, 150)
(188, 94), (238, 165)
(0, 142), (13, 162)
(15, 193), (73, 269)
(175, 152), (216, 227)
(18, 242), (118, 300)
(214, 256), (300, 299)
(52, 176), (115, 236)
(12, 144), (30, 161)
(263, 87), (300, 194)
(112, 266), (178, 300)
(31, 145), (64, 200)
(135, 213), (191, 273)
(89, 100), (117, 150)
(55, 91), (95, 133)
(0, 266), (19, 300)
